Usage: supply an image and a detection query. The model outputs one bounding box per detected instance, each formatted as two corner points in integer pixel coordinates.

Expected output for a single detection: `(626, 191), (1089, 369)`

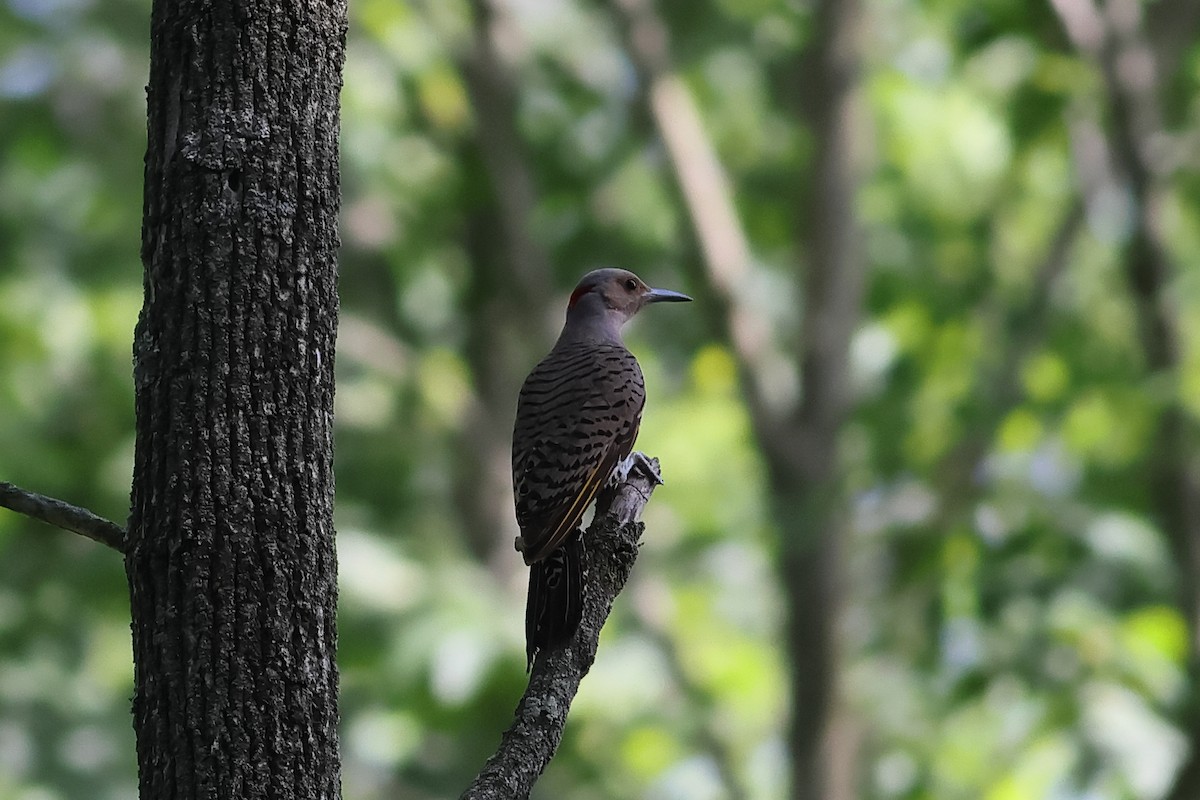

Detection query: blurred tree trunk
(126, 1), (347, 798)
(780, 2), (866, 798)
(611, 0), (866, 796)
(1052, 0), (1200, 794)
(450, 0), (555, 563)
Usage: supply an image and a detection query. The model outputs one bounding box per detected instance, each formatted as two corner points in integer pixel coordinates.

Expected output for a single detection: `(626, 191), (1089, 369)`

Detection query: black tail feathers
(525, 531), (584, 669)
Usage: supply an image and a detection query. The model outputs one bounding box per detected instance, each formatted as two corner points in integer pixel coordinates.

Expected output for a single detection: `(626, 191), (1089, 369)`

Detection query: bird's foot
(610, 451), (663, 487)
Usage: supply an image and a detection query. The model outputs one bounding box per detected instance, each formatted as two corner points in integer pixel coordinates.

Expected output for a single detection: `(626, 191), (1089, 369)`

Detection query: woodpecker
(512, 268), (691, 667)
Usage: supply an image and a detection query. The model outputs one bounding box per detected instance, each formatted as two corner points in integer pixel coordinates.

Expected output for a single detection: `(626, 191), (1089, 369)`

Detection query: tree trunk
(609, 0), (865, 795)
(452, 0), (555, 563)
(783, 0), (865, 797)
(1050, 1), (1200, 793)
(126, 1), (347, 798)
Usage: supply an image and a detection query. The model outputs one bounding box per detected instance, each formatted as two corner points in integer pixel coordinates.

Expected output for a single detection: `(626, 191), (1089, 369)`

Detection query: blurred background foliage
(2, 0), (1199, 798)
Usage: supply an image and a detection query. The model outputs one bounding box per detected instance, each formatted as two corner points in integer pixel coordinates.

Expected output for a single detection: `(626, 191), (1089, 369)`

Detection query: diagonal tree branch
(0, 481), (125, 552)
(460, 456), (661, 800)
(608, 0), (785, 445)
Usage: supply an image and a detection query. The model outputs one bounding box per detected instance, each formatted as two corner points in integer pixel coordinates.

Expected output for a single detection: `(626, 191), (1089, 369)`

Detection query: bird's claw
(611, 451), (663, 487)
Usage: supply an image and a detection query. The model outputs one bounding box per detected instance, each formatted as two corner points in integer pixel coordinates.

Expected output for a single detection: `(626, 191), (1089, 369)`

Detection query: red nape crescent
(567, 284), (592, 308)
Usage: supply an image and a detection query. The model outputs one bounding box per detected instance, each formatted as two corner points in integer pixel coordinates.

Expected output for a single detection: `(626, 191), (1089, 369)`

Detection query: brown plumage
(512, 268), (690, 666)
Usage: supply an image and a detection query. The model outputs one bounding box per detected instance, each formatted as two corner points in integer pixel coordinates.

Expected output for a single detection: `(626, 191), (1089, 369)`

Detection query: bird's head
(565, 268), (691, 332)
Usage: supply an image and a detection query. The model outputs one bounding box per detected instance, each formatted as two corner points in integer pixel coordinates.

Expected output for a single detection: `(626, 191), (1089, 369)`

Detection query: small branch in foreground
(460, 454), (662, 800)
(0, 481), (125, 552)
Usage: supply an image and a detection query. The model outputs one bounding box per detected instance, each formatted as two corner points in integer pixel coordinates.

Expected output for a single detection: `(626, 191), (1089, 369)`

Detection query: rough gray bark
(126, 1), (347, 798)
(460, 458), (661, 800)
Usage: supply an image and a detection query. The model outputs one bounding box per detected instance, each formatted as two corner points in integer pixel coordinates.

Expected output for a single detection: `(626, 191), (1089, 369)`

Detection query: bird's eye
(624, 278), (638, 291)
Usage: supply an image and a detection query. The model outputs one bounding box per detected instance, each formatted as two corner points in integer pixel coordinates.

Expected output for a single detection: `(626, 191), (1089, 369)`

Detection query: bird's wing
(520, 415), (640, 563)
(512, 344), (645, 564)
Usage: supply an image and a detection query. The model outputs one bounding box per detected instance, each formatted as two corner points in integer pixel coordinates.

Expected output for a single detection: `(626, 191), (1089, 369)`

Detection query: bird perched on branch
(512, 268), (691, 667)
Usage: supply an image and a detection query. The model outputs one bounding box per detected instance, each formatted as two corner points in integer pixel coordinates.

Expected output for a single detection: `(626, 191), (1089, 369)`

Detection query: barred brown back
(513, 340), (645, 666)
(513, 340), (645, 563)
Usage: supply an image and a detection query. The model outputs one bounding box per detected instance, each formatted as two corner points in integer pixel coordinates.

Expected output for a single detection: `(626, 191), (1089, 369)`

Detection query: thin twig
(460, 455), (661, 800)
(0, 481), (125, 552)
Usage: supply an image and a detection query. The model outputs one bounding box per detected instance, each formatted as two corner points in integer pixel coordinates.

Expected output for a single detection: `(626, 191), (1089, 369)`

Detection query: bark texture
(0, 480), (126, 551)
(126, 1), (347, 798)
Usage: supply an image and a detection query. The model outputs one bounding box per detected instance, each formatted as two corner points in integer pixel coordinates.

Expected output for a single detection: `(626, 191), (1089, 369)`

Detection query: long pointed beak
(644, 287), (693, 303)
